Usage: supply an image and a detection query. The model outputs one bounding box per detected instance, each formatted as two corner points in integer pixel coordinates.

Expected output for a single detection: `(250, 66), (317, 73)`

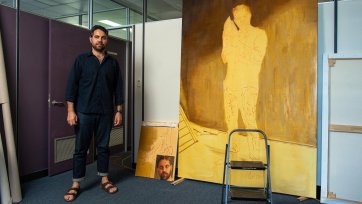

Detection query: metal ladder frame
(222, 129), (272, 203)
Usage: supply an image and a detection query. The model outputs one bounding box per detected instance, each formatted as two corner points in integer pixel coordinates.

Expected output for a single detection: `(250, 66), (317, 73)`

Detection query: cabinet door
(48, 20), (93, 176)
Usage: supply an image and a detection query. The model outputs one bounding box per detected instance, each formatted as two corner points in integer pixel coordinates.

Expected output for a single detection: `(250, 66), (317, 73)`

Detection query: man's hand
(67, 111), (78, 126)
(114, 112), (122, 126)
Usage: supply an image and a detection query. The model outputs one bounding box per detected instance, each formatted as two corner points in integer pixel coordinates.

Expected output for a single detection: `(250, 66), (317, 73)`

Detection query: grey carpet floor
(15, 153), (321, 204)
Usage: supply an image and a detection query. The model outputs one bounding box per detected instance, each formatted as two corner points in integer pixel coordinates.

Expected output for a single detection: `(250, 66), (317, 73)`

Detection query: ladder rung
(230, 161), (266, 170)
(230, 187), (267, 201)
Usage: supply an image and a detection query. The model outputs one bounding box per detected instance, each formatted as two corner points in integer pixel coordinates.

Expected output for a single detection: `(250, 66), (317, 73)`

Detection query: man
(155, 155), (174, 181)
(63, 25), (123, 202)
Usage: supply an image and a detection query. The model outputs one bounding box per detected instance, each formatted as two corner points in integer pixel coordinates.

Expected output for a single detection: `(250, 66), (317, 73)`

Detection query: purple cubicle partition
(0, 5), (49, 177)
(0, 4), (130, 177)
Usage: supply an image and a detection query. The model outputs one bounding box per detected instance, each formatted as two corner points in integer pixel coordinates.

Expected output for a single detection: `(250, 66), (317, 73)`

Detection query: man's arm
(66, 101), (78, 126)
(65, 56), (81, 126)
(116, 105), (122, 113)
(114, 104), (123, 126)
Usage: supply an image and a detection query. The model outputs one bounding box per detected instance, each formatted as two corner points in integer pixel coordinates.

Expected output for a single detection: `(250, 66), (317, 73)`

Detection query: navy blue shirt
(65, 51), (123, 114)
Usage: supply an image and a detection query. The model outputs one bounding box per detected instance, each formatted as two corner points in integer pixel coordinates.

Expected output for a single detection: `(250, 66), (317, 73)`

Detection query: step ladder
(222, 129), (272, 203)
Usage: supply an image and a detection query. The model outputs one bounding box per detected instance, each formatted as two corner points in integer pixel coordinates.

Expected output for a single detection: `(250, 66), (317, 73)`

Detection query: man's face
(89, 29), (108, 52)
(157, 159), (172, 181)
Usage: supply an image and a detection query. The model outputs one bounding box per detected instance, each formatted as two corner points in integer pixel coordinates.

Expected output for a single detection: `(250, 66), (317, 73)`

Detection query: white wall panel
(134, 18), (182, 162)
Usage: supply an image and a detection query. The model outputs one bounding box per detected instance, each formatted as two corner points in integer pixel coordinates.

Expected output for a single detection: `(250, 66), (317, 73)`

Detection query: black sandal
(101, 181), (118, 194)
(64, 187), (80, 202)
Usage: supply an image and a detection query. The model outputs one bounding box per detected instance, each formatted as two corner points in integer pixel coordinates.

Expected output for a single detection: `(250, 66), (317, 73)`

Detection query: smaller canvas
(135, 124), (178, 181)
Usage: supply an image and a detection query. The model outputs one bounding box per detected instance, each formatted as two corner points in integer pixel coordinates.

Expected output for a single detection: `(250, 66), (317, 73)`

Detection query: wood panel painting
(135, 125), (178, 182)
(178, 0), (317, 197)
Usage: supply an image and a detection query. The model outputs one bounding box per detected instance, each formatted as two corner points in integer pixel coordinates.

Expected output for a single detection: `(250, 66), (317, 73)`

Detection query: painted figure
(222, 4), (267, 159)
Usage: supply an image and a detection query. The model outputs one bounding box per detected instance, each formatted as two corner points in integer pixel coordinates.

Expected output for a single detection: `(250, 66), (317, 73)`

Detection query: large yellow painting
(179, 0), (317, 197)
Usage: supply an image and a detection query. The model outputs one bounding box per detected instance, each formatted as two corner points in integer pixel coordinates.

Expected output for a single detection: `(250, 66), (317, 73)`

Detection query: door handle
(51, 100), (65, 107)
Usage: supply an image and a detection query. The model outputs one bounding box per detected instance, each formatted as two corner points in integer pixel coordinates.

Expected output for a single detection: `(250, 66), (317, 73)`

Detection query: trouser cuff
(72, 177), (85, 182)
(97, 172), (108, 177)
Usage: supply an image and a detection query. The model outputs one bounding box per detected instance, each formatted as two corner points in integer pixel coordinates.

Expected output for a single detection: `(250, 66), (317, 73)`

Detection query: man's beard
(160, 172), (171, 180)
(92, 44), (105, 52)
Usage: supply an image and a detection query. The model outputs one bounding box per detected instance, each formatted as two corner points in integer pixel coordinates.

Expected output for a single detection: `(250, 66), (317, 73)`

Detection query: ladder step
(230, 161), (266, 170)
(230, 187), (267, 201)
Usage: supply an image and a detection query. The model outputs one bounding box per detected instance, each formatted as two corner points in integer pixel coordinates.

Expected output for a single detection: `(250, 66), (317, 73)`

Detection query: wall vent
(54, 127), (123, 163)
(110, 127), (123, 147)
(54, 136), (75, 163)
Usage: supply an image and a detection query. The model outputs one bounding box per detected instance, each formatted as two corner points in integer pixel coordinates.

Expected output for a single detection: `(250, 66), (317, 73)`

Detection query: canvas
(135, 125), (178, 182)
(179, 0), (317, 197)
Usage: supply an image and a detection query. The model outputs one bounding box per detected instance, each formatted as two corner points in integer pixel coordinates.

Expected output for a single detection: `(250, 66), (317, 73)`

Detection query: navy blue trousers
(72, 112), (113, 181)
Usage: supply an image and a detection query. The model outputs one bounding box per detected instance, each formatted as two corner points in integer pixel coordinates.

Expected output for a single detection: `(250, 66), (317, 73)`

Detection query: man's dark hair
(156, 155), (174, 166)
(90, 25), (108, 37)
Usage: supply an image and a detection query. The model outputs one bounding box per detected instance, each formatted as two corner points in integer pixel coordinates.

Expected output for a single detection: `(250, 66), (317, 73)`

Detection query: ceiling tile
(46, 4), (79, 17)
(67, 1), (88, 13)
(35, 0), (59, 6)
(20, 0), (48, 11)
(52, 0), (81, 3)
(30, 8), (62, 18)
(95, 0), (124, 10)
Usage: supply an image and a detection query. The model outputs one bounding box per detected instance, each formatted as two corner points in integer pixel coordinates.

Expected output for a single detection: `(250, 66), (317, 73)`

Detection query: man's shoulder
(76, 51), (92, 59)
(106, 53), (117, 61)
(106, 54), (119, 65)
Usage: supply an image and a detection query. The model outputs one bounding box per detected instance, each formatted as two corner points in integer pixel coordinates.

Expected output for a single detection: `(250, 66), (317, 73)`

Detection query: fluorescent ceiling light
(98, 20), (122, 27)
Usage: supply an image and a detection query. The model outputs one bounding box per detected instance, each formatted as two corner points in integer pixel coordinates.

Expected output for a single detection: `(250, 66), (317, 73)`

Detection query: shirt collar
(87, 50), (110, 59)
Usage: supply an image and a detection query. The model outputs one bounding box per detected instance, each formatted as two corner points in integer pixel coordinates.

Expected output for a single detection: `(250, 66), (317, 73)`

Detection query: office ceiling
(0, 0), (335, 27)
(112, 0), (182, 20)
(0, 0), (182, 22)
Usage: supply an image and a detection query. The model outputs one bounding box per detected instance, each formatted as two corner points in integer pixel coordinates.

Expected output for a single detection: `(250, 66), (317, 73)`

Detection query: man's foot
(101, 177), (118, 194)
(64, 182), (80, 202)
